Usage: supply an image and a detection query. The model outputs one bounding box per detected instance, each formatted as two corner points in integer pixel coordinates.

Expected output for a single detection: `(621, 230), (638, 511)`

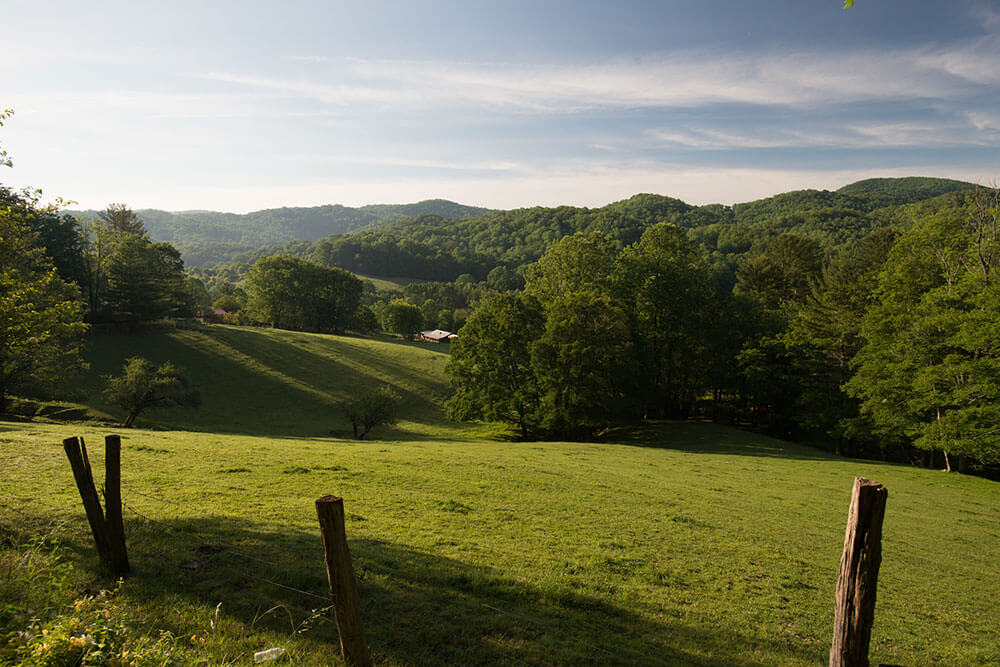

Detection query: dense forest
(187, 176), (972, 287)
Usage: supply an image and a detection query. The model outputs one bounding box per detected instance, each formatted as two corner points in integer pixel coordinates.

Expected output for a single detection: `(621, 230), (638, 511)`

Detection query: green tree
(735, 234), (823, 312)
(845, 190), (1000, 469)
(106, 235), (189, 326)
(0, 198), (87, 414)
(98, 203), (146, 236)
(245, 255), (362, 332)
(613, 223), (715, 417)
(530, 289), (635, 435)
(447, 293), (545, 439)
(341, 385), (400, 438)
(0, 108), (13, 168)
(524, 232), (617, 306)
(787, 228), (898, 450)
(378, 299), (424, 339)
(26, 211), (89, 290)
(103, 357), (199, 427)
(351, 305), (379, 333)
(185, 276), (213, 311)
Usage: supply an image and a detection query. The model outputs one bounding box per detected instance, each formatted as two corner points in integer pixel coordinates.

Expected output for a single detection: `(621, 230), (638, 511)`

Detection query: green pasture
(356, 275), (424, 291)
(72, 325), (487, 440)
(1, 325), (998, 665)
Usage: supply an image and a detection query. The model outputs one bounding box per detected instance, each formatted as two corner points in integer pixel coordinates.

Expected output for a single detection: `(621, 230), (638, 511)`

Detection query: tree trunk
(943, 451), (952, 472)
(958, 455), (969, 474)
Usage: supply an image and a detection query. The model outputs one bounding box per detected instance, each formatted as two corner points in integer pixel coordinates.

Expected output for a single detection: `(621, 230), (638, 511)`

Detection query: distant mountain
(70, 199), (493, 267)
(72, 177), (980, 274)
(836, 176), (977, 209)
(291, 176), (983, 284)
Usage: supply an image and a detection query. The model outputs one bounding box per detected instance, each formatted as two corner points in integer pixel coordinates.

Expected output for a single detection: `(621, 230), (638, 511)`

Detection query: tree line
(447, 188), (1000, 472)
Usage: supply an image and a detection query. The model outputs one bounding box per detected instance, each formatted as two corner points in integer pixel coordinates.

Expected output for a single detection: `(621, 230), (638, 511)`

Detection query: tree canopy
(0, 192), (87, 413)
(245, 255), (362, 333)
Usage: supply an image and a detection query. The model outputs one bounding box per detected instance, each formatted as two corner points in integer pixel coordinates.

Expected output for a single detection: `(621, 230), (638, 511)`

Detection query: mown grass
(74, 325), (494, 440)
(2, 419), (999, 665)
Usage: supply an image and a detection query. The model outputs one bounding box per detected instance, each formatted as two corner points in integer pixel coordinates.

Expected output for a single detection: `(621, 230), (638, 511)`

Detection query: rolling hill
(70, 199), (493, 268)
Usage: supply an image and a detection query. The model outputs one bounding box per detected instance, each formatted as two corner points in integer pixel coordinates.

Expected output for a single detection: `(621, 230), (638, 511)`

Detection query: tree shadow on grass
(80, 327), (454, 440)
(17, 509), (823, 666)
(601, 421), (834, 462)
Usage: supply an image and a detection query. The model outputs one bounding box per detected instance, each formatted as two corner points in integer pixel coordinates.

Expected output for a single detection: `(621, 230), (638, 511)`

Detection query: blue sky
(3, 0), (999, 212)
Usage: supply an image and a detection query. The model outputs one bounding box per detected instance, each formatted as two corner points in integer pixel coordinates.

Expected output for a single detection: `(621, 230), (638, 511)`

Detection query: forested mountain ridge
(288, 176), (979, 282)
(70, 199), (493, 267)
(836, 176), (975, 208)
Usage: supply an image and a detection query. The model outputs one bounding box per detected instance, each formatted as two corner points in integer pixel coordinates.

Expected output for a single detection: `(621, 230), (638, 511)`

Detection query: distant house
(419, 329), (457, 343)
(195, 308), (228, 321)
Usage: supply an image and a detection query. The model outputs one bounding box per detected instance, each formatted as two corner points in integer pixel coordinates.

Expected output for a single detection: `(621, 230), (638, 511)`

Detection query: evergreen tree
(98, 203), (146, 236)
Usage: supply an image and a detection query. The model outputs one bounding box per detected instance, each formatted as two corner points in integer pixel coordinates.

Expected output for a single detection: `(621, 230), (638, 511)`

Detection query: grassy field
(2, 325), (999, 665)
(71, 325), (488, 440)
(356, 275), (424, 292)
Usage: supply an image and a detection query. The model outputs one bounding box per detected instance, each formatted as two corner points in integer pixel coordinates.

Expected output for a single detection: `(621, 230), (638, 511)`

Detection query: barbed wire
(118, 496), (331, 605)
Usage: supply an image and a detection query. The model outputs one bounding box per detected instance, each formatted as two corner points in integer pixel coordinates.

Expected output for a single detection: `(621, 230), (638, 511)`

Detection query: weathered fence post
(62, 436), (129, 576)
(830, 477), (888, 667)
(316, 495), (371, 667)
(103, 435), (130, 575)
(63, 437), (113, 567)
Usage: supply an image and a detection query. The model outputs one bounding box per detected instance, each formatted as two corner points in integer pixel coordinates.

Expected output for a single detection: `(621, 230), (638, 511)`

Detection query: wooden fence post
(62, 436), (129, 576)
(316, 495), (371, 667)
(63, 437), (113, 567)
(830, 477), (888, 667)
(104, 435), (130, 575)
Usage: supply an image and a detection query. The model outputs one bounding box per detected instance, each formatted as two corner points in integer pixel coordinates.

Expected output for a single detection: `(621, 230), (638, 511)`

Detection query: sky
(2, 0), (1000, 213)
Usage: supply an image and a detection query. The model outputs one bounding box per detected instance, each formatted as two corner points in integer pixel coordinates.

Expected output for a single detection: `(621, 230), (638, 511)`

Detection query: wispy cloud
(648, 119), (1000, 150)
(969, 2), (1000, 32)
(204, 38), (1000, 113)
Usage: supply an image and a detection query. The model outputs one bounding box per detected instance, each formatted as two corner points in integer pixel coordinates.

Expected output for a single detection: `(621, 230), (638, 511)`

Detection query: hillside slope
(77, 325), (474, 439)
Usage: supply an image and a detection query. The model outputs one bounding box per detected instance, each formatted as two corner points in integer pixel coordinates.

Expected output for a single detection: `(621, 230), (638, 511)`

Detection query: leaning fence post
(830, 477), (888, 667)
(63, 437), (113, 568)
(103, 435), (130, 575)
(316, 495), (371, 667)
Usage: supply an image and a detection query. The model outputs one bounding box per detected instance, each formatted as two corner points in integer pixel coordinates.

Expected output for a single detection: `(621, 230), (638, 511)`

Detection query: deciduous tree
(341, 385), (400, 438)
(245, 255), (362, 332)
(446, 293), (545, 439)
(0, 195), (87, 414)
(846, 190), (1000, 469)
(378, 299), (424, 339)
(103, 357), (199, 427)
